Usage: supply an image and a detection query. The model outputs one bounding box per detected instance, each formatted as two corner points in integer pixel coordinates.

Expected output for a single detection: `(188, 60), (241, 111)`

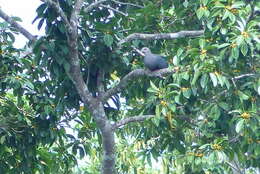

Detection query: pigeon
(141, 47), (168, 71)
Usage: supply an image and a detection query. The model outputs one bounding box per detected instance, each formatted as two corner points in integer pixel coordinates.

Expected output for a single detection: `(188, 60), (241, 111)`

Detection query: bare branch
(111, 0), (144, 8)
(84, 0), (108, 13)
(100, 68), (178, 102)
(0, 8), (36, 41)
(232, 73), (256, 80)
(131, 46), (145, 56)
(100, 4), (128, 16)
(113, 115), (154, 129)
(118, 30), (204, 45)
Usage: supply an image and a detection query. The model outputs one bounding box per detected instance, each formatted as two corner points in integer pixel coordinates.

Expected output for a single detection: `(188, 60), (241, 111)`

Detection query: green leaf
(155, 105), (161, 118)
(78, 146), (85, 159)
(0, 136), (6, 144)
(223, 76), (230, 89)
(231, 1), (245, 8)
(150, 81), (159, 91)
(199, 39), (206, 48)
(220, 28), (227, 35)
(231, 47), (239, 59)
(218, 43), (230, 49)
(182, 72), (190, 80)
(37, 19), (45, 30)
(72, 144), (78, 155)
(177, 48), (184, 57)
(196, 8), (204, 19)
(199, 143), (210, 150)
(218, 102), (229, 111)
(209, 73), (218, 87)
(172, 56), (179, 65)
(168, 83), (180, 88)
(63, 61), (70, 73)
(202, 0), (208, 6)
(182, 88), (191, 99)
(200, 74), (208, 89)
(44, 105), (51, 114)
(229, 13), (236, 24)
(103, 34), (113, 47)
(222, 10), (231, 20)
(236, 36), (244, 45)
(169, 104), (176, 112)
(237, 90), (249, 100)
(216, 74), (224, 87)
(240, 43), (248, 56)
(235, 119), (244, 133)
(210, 105), (221, 120)
(191, 69), (201, 85)
(183, 0), (189, 8)
(24, 81), (34, 90)
(216, 151), (227, 163)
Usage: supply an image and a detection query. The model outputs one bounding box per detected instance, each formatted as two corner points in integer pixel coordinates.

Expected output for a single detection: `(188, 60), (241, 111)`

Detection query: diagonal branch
(232, 73), (256, 80)
(100, 4), (128, 16)
(100, 68), (178, 102)
(0, 8), (36, 41)
(43, 0), (72, 33)
(111, 0), (144, 8)
(113, 115), (154, 129)
(118, 30), (204, 45)
(84, 0), (108, 13)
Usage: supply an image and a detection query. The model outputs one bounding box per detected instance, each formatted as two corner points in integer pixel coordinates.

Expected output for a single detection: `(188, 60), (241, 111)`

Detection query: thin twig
(84, 0), (108, 13)
(232, 73), (256, 80)
(113, 115), (154, 129)
(111, 0), (144, 8)
(131, 46), (144, 56)
(100, 4), (128, 16)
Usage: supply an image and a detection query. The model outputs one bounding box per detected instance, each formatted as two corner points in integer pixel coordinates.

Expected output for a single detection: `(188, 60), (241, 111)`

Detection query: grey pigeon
(141, 47), (168, 71)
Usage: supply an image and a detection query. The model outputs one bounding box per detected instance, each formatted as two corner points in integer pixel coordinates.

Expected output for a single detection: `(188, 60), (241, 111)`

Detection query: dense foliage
(0, 0), (259, 173)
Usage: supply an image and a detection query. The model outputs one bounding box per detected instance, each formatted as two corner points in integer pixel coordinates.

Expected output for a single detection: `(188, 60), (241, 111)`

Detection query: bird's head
(141, 47), (151, 55)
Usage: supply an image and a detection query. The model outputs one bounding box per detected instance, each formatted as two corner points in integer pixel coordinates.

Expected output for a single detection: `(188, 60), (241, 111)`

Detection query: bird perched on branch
(141, 47), (168, 71)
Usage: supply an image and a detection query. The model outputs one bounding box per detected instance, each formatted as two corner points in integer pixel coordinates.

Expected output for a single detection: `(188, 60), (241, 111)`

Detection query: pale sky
(0, 0), (43, 47)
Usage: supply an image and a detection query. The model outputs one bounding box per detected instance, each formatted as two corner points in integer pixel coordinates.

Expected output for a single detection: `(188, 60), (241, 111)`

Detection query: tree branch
(232, 73), (256, 80)
(100, 4), (128, 16)
(111, 0), (144, 8)
(113, 115), (154, 129)
(0, 8), (36, 41)
(84, 0), (108, 13)
(71, 0), (84, 20)
(100, 68), (178, 102)
(118, 30), (204, 45)
(43, 0), (71, 31)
